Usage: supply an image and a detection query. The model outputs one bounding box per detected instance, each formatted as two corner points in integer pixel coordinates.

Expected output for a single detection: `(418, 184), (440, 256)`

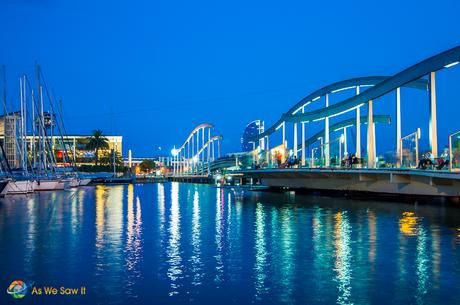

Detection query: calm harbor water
(1, 183), (460, 305)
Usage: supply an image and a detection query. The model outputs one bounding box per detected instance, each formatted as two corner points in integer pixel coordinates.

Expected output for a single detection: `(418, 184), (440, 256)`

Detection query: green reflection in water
(254, 202), (268, 299)
(334, 211), (353, 305)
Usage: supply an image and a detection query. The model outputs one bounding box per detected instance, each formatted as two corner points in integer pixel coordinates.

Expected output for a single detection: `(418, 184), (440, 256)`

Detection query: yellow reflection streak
(95, 185), (107, 249)
(400, 211), (418, 236)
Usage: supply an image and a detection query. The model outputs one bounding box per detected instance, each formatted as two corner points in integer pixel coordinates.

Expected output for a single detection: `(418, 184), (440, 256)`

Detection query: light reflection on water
(333, 211), (352, 305)
(0, 183), (460, 305)
(190, 188), (203, 286)
(254, 202), (268, 299)
(167, 182), (182, 296)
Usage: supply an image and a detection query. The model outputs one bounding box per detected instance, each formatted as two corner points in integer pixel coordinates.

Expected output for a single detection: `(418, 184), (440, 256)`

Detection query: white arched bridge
(246, 46), (460, 170)
(237, 46), (460, 198)
(170, 123), (222, 177)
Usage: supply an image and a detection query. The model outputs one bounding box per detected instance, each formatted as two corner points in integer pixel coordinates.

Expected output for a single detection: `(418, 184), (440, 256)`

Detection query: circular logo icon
(7, 280), (28, 299)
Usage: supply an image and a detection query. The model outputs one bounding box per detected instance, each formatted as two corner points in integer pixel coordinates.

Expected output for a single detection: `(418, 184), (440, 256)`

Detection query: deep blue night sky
(1, 0), (460, 157)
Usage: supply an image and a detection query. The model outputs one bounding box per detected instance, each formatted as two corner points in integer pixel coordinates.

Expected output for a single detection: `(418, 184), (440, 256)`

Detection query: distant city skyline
(1, 0), (460, 157)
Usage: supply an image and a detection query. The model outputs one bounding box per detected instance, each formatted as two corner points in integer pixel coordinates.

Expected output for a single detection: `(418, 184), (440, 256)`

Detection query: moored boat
(0, 179), (9, 195)
(2, 179), (34, 195)
(78, 178), (92, 186)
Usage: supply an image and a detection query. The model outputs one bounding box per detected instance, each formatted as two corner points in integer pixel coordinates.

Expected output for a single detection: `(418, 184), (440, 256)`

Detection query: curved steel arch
(177, 123), (214, 152)
(297, 115), (391, 149)
(194, 135), (223, 157)
(248, 76), (427, 142)
(284, 45), (460, 123)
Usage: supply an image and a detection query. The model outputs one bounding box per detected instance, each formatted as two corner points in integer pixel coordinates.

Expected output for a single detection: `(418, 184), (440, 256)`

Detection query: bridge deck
(235, 168), (460, 198)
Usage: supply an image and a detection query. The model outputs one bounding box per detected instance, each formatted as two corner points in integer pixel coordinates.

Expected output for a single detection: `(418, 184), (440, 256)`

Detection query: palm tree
(86, 129), (109, 165)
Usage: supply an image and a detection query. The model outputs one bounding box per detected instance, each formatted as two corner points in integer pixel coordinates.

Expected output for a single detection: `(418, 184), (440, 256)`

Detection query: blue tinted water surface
(0, 182), (460, 305)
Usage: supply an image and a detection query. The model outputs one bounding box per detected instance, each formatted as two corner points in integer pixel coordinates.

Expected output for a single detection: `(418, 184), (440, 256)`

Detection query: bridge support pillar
(282, 121), (286, 148)
(293, 123), (298, 158)
(207, 129), (211, 175)
(396, 87), (402, 167)
(266, 136), (270, 166)
(301, 107), (306, 166)
(367, 100), (376, 168)
(217, 139), (221, 159)
(429, 71), (438, 158)
(325, 94), (330, 167)
(355, 86), (361, 159)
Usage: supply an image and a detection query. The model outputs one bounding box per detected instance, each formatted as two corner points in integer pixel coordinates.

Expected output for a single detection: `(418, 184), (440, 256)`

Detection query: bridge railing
(400, 130), (420, 169)
(449, 130), (460, 171)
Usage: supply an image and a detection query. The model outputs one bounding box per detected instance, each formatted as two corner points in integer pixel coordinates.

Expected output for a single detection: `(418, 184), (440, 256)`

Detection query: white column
(429, 71), (438, 158)
(301, 107), (306, 166)
(192, 135), (194, 157)
(207, 130), (211, 175)
(367, 100), (375, 168)
(293, 123), (298, 157)
(217, 140), (221, 158)
(325, 94), (330, 167)
(282, 122), (286, 148)
(343, 127), (348, 156)
(266, 136), (270, 166)
(355, 86), (361, 158)
(197, 130), (200, 160)
(396, 87), (402, 167)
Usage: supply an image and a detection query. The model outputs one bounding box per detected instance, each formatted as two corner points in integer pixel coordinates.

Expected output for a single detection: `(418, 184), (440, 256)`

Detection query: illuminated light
(312, 96), (321, 102)
(417, 128), (421, 139)
(193, 156), (198, 163)
(444, 61), (459, 68)
(340, 134), (345, 143)
(331, 86), (355, 94)
(171, 148), (178, 156)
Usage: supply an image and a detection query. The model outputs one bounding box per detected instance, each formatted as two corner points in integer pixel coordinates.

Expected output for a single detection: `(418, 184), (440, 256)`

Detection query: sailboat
(0, 69), (34, 195)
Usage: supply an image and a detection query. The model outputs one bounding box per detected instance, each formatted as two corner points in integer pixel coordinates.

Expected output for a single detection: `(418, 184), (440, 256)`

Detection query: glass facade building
(241, 120), (264, 152)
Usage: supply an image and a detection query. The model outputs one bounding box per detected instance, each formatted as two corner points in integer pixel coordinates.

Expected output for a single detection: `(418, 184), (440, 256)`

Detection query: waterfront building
(241, 120), (264, 151)
(30, 135), (123, 165)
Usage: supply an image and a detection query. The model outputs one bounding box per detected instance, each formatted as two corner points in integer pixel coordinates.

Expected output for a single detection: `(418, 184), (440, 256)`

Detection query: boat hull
(34, 180), (65, 191)
(2, 180), (34, 195)
(79, 178), (92, 186)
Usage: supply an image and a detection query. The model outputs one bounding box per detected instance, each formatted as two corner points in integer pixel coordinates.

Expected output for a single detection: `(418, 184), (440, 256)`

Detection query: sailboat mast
(36, 64), (42, 176)
(20, 76), (25, 173)
(40, 85), (46, 173)
(23, 75), (28, 175)
(31, 90), (36, 171)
